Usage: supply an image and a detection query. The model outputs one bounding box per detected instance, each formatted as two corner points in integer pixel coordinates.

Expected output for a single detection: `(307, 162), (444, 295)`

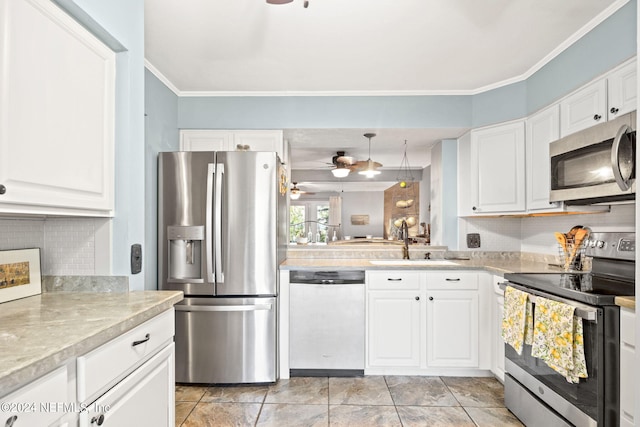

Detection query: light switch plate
(131, 244), (142, 274)
(467, 233), (481, 248)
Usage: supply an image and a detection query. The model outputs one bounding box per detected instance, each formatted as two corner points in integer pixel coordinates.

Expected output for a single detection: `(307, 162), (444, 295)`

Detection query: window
(290, 200), (329, 243)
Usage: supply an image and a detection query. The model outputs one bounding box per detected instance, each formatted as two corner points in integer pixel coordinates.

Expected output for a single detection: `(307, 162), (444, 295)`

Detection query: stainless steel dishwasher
(289, 270), (365, 376)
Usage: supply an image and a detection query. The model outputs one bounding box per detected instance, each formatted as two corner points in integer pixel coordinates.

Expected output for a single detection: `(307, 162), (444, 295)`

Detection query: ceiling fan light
(290, 191), (301, 200)
(358, 159), (381, 178)
(331, 167), (350, 178)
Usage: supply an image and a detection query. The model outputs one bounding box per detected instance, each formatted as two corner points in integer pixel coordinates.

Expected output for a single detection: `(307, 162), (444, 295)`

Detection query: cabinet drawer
(77, 309), (174, 403)
(0, 366), (67, 427)
(367, 271), (421, 290)
(426, 272), (478, 290)
(620, 308), (635, 347)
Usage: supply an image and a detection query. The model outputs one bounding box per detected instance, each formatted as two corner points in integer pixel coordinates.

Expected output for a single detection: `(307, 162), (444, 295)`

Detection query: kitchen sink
(368, 259), (459, 266)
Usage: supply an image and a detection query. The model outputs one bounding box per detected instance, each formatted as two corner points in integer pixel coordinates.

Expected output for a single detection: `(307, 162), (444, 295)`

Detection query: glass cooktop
(504, 272), (635, 306)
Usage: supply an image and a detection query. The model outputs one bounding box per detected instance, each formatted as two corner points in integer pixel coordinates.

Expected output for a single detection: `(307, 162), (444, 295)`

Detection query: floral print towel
(531, 297), (588, 383)
(502, 286), (533, 355)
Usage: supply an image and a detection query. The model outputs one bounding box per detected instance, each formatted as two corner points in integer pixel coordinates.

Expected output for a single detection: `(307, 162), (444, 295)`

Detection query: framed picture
(0, 248), (42, 303)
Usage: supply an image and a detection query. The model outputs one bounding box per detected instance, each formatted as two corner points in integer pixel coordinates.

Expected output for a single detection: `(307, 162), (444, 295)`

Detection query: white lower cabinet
(367, 290), (421, 367)
(367, 271), (422, 368)
(78, 309), (175, 427)
(0, 366), (69, 427)
(366, 270), (488, 374)
(491, 275), (506, 382)
(620, 307), (635, 427)
(79, 344), (174, 427)
(426, 272), (480, 368)
(0, 309), (176, 427)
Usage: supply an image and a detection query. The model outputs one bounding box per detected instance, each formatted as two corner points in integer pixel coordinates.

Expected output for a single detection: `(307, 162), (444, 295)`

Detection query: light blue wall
(145, 70), (179, 289)
(174, 1), (636, 131)
(440, 139), (458, 249)
(179, 96), (471, 129)
(526, 0), (637, 114)
(59, 0), (147, 290)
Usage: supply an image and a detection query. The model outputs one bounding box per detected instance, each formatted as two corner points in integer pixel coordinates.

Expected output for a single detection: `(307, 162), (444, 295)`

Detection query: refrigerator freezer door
(214, 151), (277, 296)
(174, 297), (277, 384)
(158, 151), (216, 295)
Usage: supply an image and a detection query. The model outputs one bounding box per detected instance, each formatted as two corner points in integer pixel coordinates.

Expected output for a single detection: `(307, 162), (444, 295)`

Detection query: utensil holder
(558, 238), (586, 271)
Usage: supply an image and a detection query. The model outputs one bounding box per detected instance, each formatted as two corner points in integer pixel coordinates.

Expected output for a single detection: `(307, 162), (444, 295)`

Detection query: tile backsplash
(0, 217), (107, 275)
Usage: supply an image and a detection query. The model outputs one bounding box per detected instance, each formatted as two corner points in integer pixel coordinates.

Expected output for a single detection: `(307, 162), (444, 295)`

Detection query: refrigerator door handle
(175, 303), (273, 312)
(214, 163), (225, 284)
(205, 163), (215, 283)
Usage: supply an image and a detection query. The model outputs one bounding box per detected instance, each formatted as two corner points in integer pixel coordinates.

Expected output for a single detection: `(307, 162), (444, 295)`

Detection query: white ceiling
(144, 0), (624, 191)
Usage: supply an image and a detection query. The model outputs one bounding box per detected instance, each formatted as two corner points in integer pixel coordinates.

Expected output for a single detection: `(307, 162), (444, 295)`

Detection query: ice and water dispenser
(167, 225), (204, 282)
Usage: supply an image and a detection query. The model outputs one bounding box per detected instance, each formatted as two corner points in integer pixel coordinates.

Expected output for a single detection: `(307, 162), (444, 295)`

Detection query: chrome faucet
(401, 220), (410, 259)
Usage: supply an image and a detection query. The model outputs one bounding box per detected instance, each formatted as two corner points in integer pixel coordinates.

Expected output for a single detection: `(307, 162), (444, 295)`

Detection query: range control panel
(584, 232), (635, 261)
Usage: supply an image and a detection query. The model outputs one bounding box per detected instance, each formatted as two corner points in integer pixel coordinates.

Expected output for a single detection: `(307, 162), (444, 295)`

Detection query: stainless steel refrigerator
(158, 151), (286, 384)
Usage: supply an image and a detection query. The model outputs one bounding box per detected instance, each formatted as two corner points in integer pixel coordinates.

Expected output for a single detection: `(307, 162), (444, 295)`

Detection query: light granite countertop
(615, 296), (635, 310)
(280, 257), (564, 275)
(0, 290), (183, 396)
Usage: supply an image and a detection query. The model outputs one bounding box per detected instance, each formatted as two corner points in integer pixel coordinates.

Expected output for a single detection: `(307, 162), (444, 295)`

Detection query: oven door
(503, 283), (617, 427)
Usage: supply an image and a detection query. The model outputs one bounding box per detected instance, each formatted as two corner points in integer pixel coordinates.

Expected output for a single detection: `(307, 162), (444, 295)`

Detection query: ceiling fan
(290, 182), (315, 199)
(329, 151), (356, 178)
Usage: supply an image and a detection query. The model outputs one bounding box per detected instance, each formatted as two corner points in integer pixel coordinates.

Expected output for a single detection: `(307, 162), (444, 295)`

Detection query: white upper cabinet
(526, 104), (560, 211)
(470, 121), (526, 214)
(0, 0), (115, 216)
(607, 60), (637, 119)
(560, 79), (607, 137)
(180, 130), (285, 162)
(560, 59), (637, 137)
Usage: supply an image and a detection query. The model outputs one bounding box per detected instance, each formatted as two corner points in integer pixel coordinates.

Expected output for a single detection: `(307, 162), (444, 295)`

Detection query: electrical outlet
(131, 244), (142, 274)
(467, 233), (481, 248)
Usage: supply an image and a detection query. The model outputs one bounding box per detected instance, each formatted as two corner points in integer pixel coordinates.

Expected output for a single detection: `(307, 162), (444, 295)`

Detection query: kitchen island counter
(0, 290), (183, 396)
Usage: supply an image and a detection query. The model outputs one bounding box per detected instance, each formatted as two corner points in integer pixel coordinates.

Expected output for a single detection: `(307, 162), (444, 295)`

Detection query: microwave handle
(611, 124), (632, 191)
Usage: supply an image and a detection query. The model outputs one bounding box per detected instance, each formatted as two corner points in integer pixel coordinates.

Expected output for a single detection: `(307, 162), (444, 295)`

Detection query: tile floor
(175, 376), (523, 426)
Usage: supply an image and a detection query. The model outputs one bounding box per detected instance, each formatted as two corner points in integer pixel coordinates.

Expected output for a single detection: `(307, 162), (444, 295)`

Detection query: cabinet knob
(5, 415), (18, 427)
(415, 296), (420, 301)
(0, 185), (5, 195)
(91, 414), (105, 425)
(472, 206), (477, 211)
(610, 107), (619, 114)
(593, 114), (602, 121)
(428, 296), (434, 301)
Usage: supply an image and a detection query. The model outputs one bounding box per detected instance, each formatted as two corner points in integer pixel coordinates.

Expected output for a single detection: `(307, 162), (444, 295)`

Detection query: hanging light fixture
(358, 133), (381, 178)
(331, 165), (350, 178)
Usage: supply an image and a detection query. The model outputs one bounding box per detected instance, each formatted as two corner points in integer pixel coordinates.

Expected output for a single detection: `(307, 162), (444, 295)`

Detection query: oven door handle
(500, 282), (598, 323)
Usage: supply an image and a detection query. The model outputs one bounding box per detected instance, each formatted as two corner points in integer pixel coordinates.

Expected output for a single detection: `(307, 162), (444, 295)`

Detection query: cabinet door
(560, 79), (607, 137)
(180, 130), (231, 151)
(367, 291), (421, 367)
(607, 60), (637, 119)
(492, 289), (505, 381)
(233, 130), (284, 159)
(470, 122), (525, 213)
(526, 104), (561, 211)
(80, 344), (174, 427)
(426, 290), (479, 367)
(0, 0), (115, 216)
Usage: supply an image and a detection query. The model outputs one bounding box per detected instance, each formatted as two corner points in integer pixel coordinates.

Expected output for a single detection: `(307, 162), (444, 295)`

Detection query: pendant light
(358, 133), (381, 178)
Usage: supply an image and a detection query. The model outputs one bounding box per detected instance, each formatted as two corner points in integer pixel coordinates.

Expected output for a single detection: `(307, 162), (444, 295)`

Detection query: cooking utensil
(555, 232), (569, 260)
(566, 225), (583, 240)
(566, 228), (589, 270)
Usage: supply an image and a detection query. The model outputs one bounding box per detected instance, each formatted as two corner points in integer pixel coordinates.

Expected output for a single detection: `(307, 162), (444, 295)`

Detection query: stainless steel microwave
(550, 112), (636, 205)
